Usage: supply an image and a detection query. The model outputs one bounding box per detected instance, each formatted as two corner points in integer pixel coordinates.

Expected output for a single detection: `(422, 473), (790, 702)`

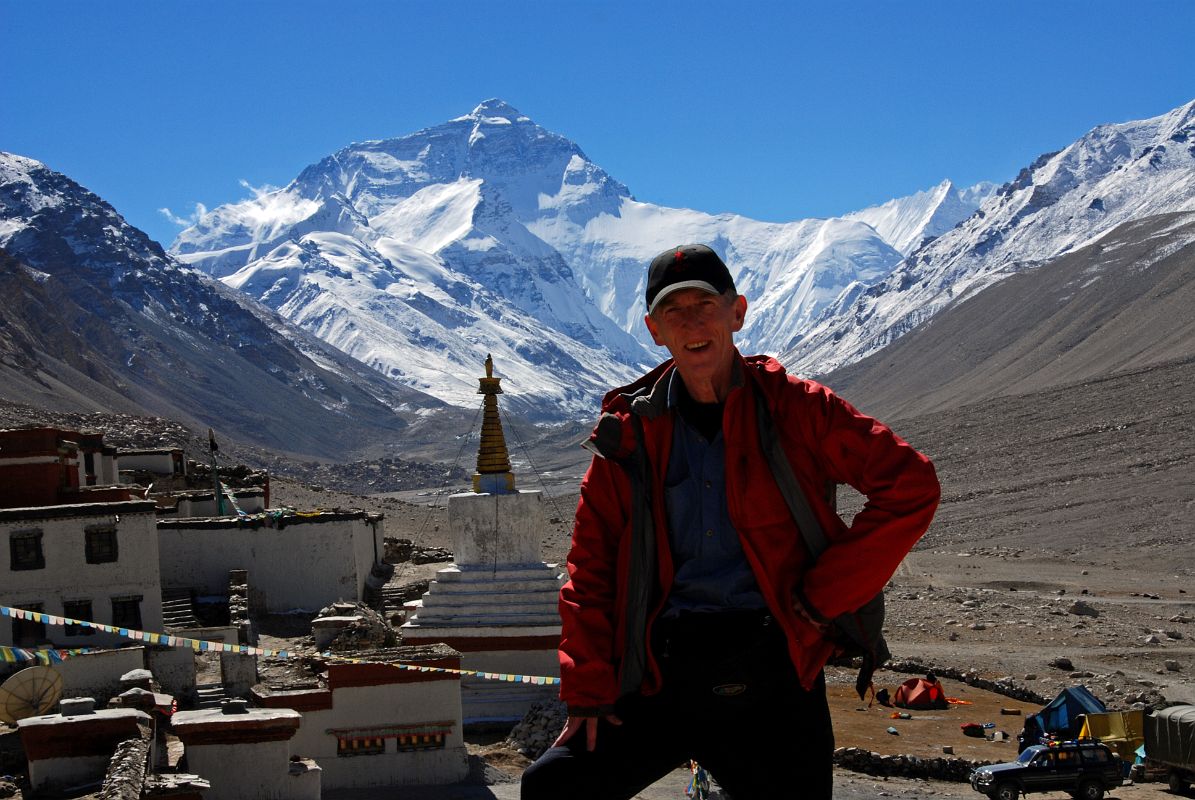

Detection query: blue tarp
(1019, 686), (1107, 751)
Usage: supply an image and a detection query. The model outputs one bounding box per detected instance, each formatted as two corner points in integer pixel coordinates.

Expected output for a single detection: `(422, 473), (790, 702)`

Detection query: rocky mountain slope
(0, 152), (440, 459)
(786, 100), (1195, 377)
(821, 211), (1195, 419)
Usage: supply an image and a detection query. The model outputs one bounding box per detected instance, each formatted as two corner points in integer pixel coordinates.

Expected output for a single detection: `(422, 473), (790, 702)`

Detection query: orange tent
(893, 677), (948, 710)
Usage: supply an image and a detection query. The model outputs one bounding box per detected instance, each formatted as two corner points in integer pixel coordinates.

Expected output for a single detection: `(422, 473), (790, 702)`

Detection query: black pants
(522, 611), (835, 800)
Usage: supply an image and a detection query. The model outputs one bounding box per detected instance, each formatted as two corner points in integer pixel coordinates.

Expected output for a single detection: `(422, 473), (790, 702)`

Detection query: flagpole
(208, 428), (224, 516)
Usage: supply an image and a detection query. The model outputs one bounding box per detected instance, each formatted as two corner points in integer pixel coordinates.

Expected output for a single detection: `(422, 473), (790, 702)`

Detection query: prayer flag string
(0, 605), (559, 685)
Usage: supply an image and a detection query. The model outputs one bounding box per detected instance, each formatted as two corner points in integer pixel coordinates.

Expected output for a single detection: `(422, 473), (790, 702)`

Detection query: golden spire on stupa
(473, 354), (515, 494)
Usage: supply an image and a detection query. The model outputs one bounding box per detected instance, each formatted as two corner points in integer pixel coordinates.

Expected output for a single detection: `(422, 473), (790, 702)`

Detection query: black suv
(969, 740), (1123, 800)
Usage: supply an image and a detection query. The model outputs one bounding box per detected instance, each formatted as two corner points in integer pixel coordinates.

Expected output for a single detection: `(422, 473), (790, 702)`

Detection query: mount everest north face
(170, 99), (998, 415)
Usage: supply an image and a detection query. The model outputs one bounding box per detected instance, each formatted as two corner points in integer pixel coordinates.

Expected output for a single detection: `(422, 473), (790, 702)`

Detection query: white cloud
(158, 202), (208, 227)
(239, 179), (281, 199)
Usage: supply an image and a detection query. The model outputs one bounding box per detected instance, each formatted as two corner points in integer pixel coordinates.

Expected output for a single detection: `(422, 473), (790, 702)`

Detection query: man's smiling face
(644, 287), (747, 402)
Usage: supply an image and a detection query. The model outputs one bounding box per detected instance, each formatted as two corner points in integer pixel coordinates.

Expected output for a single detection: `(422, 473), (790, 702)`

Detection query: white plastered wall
(0, 505), (163, 648)
(157, 516), (381, 612)
(184, 738), (319, 800)
(287, 678), (467, 790)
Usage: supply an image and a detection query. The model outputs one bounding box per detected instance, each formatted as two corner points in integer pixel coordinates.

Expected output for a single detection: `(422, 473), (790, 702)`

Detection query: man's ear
(644, 313), (665, 346)
(731, 295), (747, 333)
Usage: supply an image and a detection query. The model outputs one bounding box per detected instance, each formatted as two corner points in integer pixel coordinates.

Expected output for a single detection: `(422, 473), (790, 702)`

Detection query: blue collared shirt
(662, 371), (766, 617)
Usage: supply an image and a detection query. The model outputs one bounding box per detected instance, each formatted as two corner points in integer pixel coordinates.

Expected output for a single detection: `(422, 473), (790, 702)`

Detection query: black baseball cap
(645, 244), (736, 314)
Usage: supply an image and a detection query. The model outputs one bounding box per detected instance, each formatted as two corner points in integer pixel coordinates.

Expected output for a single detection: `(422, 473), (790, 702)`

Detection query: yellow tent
(1079, 710), (1145, 762)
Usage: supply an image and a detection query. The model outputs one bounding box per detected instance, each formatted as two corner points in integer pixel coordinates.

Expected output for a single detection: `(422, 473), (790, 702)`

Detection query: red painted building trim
(19, 715), (147, 760)
(251, 687), (334, 711)
(327, 658), (462, 689)
(399, 634), (559, 652)
(171, 717), (301, 746)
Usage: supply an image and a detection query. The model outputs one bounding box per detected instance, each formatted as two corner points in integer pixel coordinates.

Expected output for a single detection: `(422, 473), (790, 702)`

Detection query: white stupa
(401, 356), (564, 725)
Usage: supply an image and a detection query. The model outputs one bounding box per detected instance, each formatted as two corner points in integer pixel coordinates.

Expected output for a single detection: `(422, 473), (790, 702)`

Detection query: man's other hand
(552, 713), (623, 751)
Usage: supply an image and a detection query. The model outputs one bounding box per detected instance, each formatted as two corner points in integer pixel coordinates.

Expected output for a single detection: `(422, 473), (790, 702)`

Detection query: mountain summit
(173, 101), (646, 417)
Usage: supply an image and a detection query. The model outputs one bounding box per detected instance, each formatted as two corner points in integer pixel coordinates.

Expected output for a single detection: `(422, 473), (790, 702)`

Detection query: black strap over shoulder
(752, 387), (889, 701)
(618, 413), (656, 697)
(753, 391), (829, 558)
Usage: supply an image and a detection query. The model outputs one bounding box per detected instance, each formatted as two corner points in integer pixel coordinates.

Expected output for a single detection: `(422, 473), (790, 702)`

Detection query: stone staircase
(402, 564), (563, 628)
(161, 589), (200, 630)
(365, 561), (432, 623)
(193, 683), (226, 710)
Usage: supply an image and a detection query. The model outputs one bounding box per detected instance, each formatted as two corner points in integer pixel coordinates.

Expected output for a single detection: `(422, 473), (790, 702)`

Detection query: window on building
(63, 600), (95, 636)
(394, 732), (446, 752)
(111, 596), (142, 630)
(336, 736), (386, 757)
(9, 529), (45, 571)
(85, 525), (118, 564)
(84, 451), (96, 486)
(11, 602), (46, 647)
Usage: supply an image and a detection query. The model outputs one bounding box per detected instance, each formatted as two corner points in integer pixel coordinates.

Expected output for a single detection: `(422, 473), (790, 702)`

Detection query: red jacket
(558, 352), (940, 714)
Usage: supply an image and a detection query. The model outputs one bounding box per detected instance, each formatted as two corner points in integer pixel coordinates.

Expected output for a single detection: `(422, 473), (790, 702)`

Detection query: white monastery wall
(184, 739), (319, 800)
(51, 646), (146, 705)
(1, 501), (163, 648)
(116, 452), (176, 475)
(287, 678), (467, 789)
(157, 514), (381, 612)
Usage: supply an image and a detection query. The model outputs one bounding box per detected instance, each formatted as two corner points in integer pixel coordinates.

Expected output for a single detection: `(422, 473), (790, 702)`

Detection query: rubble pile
(0, 398), (463, 495)
(274, 457), (468, 495)
(0, 401), (200, 454)
(385, 537), (453, 565)
(506, 699), (568, 759)
(317, 601), (397, 651)
(188, 461), (269, 490)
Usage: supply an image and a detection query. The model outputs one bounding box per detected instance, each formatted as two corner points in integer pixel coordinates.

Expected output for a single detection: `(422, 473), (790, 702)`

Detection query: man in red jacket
(522, 244), (940, 799)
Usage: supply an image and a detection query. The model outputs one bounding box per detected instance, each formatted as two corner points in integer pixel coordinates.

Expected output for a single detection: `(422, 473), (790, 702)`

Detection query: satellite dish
(0, 666), (64, 723)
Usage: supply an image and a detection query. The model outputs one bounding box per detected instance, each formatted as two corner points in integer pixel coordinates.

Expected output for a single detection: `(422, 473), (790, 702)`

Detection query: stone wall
(833, 746), (991, 781)
(96, 726), (151, 800)
(886, 658), (1049, 704)
(158, 512), (382, 613)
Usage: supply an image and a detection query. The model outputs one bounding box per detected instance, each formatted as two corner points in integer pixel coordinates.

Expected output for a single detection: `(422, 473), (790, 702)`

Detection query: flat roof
(158, 509), (382, 529)
(0, 500), (158, 522)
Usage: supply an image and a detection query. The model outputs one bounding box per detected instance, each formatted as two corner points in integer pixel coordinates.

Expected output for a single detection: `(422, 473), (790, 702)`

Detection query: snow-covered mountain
(842, 179), (997, 256)
(173, 100), (984, 411)
(0, 152), (439, 458)
(174, 101), (653, 416)
(785, 100), (1195, 377)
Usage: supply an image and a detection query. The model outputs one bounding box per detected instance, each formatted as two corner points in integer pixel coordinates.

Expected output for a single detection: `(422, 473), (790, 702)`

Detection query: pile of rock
(385, 537), (453, 564)
(315, 601), (397, 651)
(506, 699), (568, 759)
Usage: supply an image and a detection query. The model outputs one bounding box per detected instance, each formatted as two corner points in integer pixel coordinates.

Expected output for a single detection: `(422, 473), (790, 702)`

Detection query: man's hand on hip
(553, 713), (623, 751)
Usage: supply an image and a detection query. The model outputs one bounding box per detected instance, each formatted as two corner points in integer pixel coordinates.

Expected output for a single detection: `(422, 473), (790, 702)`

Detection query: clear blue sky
(3, 0), (1193, 248)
